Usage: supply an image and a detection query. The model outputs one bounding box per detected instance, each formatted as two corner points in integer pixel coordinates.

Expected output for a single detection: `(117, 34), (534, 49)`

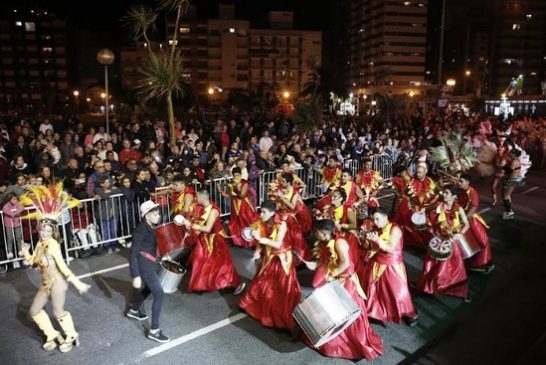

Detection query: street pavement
(1, 170), (545, 365)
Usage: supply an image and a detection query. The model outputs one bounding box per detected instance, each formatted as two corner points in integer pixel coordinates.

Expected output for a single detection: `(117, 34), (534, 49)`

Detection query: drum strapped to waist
(155, 222), (192, 264)
(158, 260), (187, 294)
(427, 236), (452, 261)
(293, 281), (361, 348)
(411, 211), (427, 231)
(451, 233), (480, 259)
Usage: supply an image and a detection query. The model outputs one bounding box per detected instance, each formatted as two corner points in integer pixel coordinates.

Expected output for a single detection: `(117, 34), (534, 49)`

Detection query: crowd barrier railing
(0, 153), (393, 267)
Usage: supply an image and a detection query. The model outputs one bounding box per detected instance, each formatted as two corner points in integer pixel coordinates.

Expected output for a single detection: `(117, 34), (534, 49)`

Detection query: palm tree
(122, 0), (190, 146)
(294, 56), (324, 132)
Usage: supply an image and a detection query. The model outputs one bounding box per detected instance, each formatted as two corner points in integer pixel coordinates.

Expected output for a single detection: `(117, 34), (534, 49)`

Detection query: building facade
(0, 6), (71, 112)
(342, 0), (429, 97)
(120, 6), (322, 103)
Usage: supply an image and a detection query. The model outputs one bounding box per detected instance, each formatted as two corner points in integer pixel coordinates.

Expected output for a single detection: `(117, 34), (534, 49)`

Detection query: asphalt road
(1, 170), (545, 365)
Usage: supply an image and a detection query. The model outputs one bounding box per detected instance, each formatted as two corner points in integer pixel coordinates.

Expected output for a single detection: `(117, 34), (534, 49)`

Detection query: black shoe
(126, 309), (149, 321)
(147, 329), (170, 343)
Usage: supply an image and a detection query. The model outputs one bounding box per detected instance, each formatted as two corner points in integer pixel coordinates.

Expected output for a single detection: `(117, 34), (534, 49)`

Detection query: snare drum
(293, 281), (361, 348)
(158, 260), (187, 294)
(451, 233), (480, 259)
(427, 236), (453, 261)
(411, 211), (427, 231)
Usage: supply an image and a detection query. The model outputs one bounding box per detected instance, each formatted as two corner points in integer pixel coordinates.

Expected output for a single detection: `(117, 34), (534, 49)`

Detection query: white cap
(140, 200), (159, 218)
(134, 139), (142, 145)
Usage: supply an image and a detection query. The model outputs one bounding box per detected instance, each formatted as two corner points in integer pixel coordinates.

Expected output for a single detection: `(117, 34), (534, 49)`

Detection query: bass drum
(293, 281), (361, 348)
(158, 260), (187, 294)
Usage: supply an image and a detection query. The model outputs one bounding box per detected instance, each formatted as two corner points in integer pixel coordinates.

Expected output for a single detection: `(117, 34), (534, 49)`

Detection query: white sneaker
(502, 212), (514, 220)
(234, 282), (246, 296)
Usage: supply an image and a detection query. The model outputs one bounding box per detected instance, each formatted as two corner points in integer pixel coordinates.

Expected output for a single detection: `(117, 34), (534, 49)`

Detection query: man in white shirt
(258, 131), (273, 153)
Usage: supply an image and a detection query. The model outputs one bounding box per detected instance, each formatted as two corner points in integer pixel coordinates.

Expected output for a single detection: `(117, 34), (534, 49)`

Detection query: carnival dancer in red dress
(170, 177), (198, 218)
(272, 173), (313, 260)
(355, 157), (384, 214)
(458, 174), (494, 273)
(239, 200), (301, 329)
(360, 207), (417, 325)
(219, 167), (259, 248)
(184, 189), (245, 294)
(315, 157), (342, 210)
(276, 160), (305, 194)
(393, 163), (437, 249)
(325, 189), (364, 280)
(416, 186), (470, 299)
(304, 219), (383, 361)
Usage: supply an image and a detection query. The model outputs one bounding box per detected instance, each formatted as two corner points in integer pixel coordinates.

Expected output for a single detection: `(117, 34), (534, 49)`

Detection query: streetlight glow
(100, 92), (106, 99)
(409, 91), (415, 97)
(208, 87), (214, 95)
(282, 91), (290, 99)
(73, 90), (79, 97)
(465, 70), (471, 76)
(446, 78), (456, 86)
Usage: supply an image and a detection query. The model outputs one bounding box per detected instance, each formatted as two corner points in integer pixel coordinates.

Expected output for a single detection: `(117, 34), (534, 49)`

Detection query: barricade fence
(0, 153), (393, 267)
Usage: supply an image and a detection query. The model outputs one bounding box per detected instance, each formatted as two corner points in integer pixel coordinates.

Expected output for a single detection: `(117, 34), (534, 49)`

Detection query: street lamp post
(97, 49), (115, 135)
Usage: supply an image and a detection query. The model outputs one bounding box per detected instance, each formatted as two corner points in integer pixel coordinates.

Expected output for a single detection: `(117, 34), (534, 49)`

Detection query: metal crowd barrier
(0, 153), (393, 268)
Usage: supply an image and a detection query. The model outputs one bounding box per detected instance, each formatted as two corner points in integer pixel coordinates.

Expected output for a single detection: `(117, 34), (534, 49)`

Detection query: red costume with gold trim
(275, 185), (313, 260)
(227, 179), (259, 248)
(415, 202), (468, 298)
(356, 169), (382, 208)
(172, 187), (200, 247)
(239, 216), (301, 329)
(329, 203), (364, 279)
(393, 176), (437, 249)
(188, 202), (241, 292)
(360, 223), (416, 323)
(308, 238), (383, 360)
(458, 186), (492, 269)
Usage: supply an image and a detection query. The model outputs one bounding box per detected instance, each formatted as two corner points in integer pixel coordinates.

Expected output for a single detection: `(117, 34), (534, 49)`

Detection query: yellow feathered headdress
(19, 181), (79, 222)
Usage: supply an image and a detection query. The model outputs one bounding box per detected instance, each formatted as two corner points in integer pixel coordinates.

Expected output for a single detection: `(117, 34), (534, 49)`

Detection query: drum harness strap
(139, 251), (158, 263)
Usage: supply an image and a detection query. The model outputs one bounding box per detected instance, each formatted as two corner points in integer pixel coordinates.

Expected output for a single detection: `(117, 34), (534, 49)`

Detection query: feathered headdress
(429, 132), (477, 173)
(19, 181), (79, 222)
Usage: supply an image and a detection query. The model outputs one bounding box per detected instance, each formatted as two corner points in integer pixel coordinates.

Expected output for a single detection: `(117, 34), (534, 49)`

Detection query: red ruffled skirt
(464, 218), (492, 269)
(188, 234), (241, 292)
(295, 201), (313, 233)
(361, 258), (416, 323)
(284, 215), (313, 261)
(307, 275), (383, 361)
(228, 199), (259, 248)
(416, 243), (468, 298)
(393, 200), (429, 250)
(239, 257), (301, 329)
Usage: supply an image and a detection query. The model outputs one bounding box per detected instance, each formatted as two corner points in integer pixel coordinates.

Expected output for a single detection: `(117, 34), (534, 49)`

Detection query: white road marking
(137, 312), (248, 361)
(523, 186), (539, 194)
(477, 207), (492, 215)
(76, 263), (129, 279)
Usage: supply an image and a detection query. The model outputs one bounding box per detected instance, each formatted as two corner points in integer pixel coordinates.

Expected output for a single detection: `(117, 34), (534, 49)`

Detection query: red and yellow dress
(309, 238), (383, 361)
(458, 187), (492, 269)
(330, 203), (364, 279)
(360, 223), (416, 323)
(393, 176), (437, 249)
(315, 166), (341, 210)
(227, 179), (259, 248)
(275, 186), (313, 261)
(415, 203), (468, 298)
(356, 169), (382, 208)
(188, 202), (242, 292)
(239, 216), (301, 329)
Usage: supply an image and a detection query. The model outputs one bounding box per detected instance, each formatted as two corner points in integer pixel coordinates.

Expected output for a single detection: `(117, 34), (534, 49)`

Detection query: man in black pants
(126, 200), (170, 343)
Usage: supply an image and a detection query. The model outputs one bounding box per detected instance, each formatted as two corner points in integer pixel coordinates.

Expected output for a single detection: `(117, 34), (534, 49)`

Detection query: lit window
(25, 22), (35, 31)
(15, 21), (22, 27)
(168, 40), (178, 45)
(404, 1), (411, 5)
(179, 27), (190, 33)
(229, 28), (235, 33)
(505, 59), (512, 65)
(526, 14), (532, 20)
(530, 72), (537, 76)
(512, 23), (520, 30)
(42, 47), (53, 52)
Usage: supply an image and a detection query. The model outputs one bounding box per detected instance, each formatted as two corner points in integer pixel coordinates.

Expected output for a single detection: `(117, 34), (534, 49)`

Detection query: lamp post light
(446, 78), (456, 87)
(97, 49), (115, 135)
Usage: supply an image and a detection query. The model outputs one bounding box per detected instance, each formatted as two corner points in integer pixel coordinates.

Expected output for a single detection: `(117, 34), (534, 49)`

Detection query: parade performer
(393, 163), (437, 249)
(184, 189), (245, 294)
(127, 200), (170, 343)
(20, 182), (90, 352)
(170, 177), (198, 218)
(360, 208), (417, 325)
(314, 157), (342, 210)
(305, 219), (383, 360)
(355, 158), (384, 213)
(273, 173), (313, 260)
(219, 167), (259, 248)
(315, 168), (365, 213)
(239, 200), (301, 330)
(501, 147), (528, 220)
(416, 186), (470, 299)
(458, 174), (494, 273)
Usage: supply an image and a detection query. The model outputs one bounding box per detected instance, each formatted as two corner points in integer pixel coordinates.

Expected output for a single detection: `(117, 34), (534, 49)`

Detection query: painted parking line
(522, 186), (539, 194)
(136, 312), (248, 361)
(76, 263), (129, 279)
